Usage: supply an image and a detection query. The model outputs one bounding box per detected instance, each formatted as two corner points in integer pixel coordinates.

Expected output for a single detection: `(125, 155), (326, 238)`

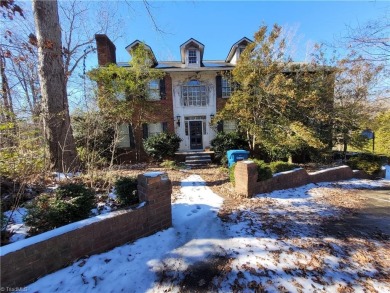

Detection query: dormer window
(180, 39), (204, 67)
(188, 49), (197, 64)
(238, 47), (245, 57)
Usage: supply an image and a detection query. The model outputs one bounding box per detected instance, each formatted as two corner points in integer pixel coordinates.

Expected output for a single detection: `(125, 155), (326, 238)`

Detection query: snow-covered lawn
(23, 175), (390, 292)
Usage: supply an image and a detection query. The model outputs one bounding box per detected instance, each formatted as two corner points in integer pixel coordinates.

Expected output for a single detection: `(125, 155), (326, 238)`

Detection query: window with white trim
(188, 49), (197, 64)
(223, 120), (237, 133)
(222, 77), (232, 98)
(147, 79), (160, 100)
(182, 80), (208, 106)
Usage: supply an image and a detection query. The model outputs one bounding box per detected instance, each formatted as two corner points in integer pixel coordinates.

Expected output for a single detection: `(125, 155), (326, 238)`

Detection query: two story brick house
(95, 34), (252, 162)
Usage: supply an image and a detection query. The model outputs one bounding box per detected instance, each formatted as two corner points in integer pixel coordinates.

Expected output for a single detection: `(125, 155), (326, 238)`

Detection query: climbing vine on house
(88, 43), (165, 160)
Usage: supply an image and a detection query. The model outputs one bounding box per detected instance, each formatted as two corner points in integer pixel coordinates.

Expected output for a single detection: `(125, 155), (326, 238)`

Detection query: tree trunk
(32, 0), (79, 172)
(0, 52), (15, 122)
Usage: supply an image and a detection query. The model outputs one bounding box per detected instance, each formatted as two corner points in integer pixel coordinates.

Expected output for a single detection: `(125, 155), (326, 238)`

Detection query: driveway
(323, 185), (390, 239)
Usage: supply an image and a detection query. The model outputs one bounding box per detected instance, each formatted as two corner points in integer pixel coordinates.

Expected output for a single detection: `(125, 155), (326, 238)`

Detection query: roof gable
(225, 37), (253, 63)
(125, 40), (158, 66)
(180, 38), (205, 64)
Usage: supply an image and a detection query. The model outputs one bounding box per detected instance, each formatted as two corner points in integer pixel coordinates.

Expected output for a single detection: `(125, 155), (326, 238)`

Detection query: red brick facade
(116, 74), (175, 163)
(95, 34), (117, 66)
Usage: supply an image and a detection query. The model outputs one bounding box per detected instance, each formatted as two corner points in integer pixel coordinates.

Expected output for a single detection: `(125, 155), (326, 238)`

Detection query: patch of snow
(385, 165), (390, 180)
(273, 167), (303, 177)
(53, 172), (81, 181)
(4, 208), (29, 243)
(144, 171), (164, 177)
(108, 189), (117, 200)
(308, 165), (349, 175)
(137, 201), (147, 209)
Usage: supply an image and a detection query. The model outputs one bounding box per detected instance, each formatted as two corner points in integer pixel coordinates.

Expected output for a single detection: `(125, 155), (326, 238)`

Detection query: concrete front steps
(185, 153), (212, 168)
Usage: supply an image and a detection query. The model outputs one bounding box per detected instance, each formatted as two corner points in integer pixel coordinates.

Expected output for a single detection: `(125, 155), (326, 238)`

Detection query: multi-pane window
(148, 123), (163, 137)
(223, 120), (237, 133)
(188, 49), (197, 64)
(184, 116), (207, 135)
(182, 80), (208, 106)
(148, 79), (160, 100)
(222, 77), (232, 98)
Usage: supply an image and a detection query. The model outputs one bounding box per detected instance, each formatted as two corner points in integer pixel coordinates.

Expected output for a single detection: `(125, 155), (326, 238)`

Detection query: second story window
(148, 79), (160, 100)
(188, 49), (197, 64)
(222, 77), (232, 98)
(182, 80), (208, 107)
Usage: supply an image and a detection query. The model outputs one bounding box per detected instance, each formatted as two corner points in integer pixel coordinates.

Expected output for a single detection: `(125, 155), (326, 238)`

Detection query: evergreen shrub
(114, 177), (138, 206)
(211, 132), (248, 165)
(143, 133), (181, 161)
(24, 183), (95, 235)
(346, 153), (383, 176)
(269, 161), (299, 174)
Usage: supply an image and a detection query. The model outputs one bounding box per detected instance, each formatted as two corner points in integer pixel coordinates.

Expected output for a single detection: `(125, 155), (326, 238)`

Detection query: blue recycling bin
(227, 150), (250, 167)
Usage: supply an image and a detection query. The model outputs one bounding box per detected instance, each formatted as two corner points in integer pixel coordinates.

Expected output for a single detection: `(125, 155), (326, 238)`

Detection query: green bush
(229, 163), (237, 185)
(252, 159), (273, 181)
(72, 111), (115, 165)
(160, 160), (181, 170)
(143, 132), (182, 162)
(210, 132), (248, 165)
(114, 177), (138, 206)
(269, 161), (299, 174)
(24, 183), (95, 235)
(346, 154), (383, 176)
(229, 159), (273, 184)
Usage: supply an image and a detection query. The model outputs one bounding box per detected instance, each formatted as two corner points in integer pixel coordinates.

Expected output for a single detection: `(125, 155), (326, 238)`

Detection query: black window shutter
(162, 122), (168, 132)
(216, 75), (222, 98)
(217, 120), (224, 132)
(142, 123), (149, 139)
(128, 124), (135, 148)
(160, 77), (166, 100)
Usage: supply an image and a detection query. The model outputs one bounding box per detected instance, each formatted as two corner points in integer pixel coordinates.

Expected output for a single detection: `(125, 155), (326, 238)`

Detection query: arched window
(182, 80), (208, 106)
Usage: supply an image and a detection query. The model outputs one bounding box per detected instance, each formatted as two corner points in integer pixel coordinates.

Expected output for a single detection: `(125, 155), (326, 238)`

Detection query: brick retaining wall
(235, 162), (360, 197)
(1, 172), (172, 289)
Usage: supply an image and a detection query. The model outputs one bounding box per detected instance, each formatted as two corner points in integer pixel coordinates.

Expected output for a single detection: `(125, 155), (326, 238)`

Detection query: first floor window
(117, 124), (135, 148)
(148, 123), (163, 137)
(143, 122), (168, 139)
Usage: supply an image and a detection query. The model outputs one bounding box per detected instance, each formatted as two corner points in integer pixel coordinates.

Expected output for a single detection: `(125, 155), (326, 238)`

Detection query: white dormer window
(188, 49), (197, 64)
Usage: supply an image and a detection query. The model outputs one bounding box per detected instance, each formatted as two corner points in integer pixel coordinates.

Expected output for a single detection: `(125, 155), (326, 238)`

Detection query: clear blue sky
(96, 1), (388, 65)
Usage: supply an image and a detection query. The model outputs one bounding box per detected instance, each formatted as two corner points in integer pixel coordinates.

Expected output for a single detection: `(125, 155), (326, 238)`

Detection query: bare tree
(32, 0), (78, 172)
(346, 15), (390, 63)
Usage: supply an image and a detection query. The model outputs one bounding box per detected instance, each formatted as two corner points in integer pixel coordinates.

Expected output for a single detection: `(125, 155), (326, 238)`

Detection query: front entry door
(189, 121), (203, 150)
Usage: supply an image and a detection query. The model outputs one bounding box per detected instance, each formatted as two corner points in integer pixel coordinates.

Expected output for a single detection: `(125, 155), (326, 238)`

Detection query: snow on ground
(25, 175), (226, 292)
(3, 208), (28, 243)
(24, 176), (390, 292)
(385, 165), (390, 179)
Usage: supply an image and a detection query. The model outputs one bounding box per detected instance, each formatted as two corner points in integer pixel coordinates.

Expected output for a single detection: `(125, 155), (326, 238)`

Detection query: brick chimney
(95, 34), (116, 66)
